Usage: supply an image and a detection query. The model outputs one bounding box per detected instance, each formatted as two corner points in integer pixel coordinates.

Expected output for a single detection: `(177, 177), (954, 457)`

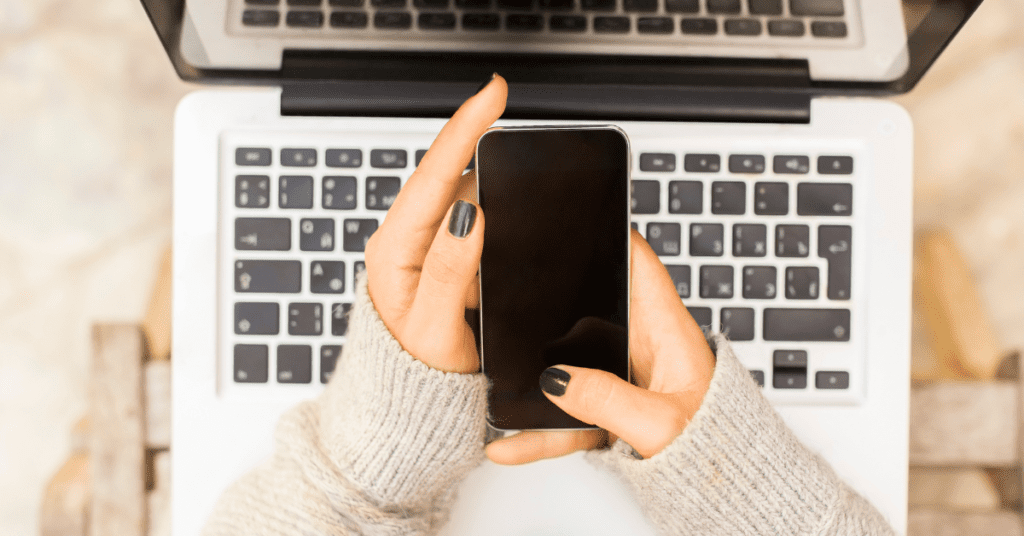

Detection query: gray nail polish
(475, 73), (498, 94)
(448, 200), (477, 238)
(539, 367), (570, 397)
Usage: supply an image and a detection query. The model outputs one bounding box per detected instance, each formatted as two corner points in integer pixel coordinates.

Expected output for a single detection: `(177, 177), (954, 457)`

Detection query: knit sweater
(203, 277), (895, 535)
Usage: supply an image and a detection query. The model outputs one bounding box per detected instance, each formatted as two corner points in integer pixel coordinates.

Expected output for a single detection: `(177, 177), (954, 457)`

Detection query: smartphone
(476, 126), (631, 431)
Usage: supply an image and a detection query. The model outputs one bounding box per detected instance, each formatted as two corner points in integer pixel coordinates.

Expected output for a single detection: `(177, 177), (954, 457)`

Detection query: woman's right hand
(487, 230), (718, 462)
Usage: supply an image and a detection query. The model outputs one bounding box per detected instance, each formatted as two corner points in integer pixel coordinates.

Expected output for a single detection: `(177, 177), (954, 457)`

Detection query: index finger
(375, 75), (508, 269)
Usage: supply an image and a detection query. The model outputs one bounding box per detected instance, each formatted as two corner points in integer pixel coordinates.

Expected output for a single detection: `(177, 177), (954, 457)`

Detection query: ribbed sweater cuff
(589, 333), (872, 534)
(319, 275), (490, 509)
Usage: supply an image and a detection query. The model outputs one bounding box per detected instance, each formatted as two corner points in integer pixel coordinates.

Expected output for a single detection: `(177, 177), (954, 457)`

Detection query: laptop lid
(139, 0), (983, 120)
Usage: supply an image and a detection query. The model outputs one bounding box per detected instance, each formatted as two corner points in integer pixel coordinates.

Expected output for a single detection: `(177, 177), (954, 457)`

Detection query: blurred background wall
(0, 0), (1021, 534)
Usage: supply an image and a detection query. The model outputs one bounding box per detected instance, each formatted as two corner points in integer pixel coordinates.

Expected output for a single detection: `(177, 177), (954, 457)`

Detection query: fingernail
(539, 367), (570, 397)
(475, 73), (498, 95)
(448, 200), (477, 238)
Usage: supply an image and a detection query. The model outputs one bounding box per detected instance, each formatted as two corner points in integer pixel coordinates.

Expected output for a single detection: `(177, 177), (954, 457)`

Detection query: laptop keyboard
(222, 125), (861, 403)
(236, 0), (850, 40)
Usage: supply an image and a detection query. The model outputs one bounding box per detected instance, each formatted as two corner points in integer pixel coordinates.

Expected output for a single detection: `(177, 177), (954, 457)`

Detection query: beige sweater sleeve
(203, 277), (490, 536)
(204, 277), (894, 536)
(588, 333), (896, 536)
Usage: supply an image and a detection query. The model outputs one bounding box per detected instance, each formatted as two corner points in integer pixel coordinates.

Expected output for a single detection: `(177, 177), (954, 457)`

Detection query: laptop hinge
(279, 52), (811, 123)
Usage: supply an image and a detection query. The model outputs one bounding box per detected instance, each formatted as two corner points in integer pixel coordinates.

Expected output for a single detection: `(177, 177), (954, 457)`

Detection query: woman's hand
(486, 230), (717, 462)
(364, 75), (507, 374)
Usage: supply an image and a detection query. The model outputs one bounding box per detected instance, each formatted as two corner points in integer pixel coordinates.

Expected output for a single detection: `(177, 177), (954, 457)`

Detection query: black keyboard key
(234, 345), (269, 383)
(370, 149), (407, 168)
(236, 148), (272, 166)
(668, 181), (703, 214)
(624, 0), (656, 11)
(748, 0), (781, 14)
(690, 223), (724, 256)
(325, 148), (362, 167)
(330, 0), (364, 6)
(375, 11), (413, 28)
(797, 183), (852, 216)
(681, 17), (717, 33)
(287, 9), (324, 26)
(234, 302), (280, 335)
(299, 218), (335, 251)
(321, 345), (342, 383)
(279, 176), (314, 209)
(684, 153), (720, 173)
(728, 154), (765, 174)
(785, 266), (819, 299)
(236, 175), (271, 208)
(498, 0), (534, 8)
(235, 218), (290, 251)
(331, 303), (353, 336)
(791, 0), (843, 16)
(639, 153), (675, 172)
(688, 306), (713, 329)
(463, 13), (500, 28)
(724, 18), (761, 35)
(637, 17), (674, 33)
(773, 155), (809, 174)
(420, 12), (457, 28)
(277, 345), (312, 383)
(331, 10), (369, 26)
(288, 303), (324, 335)
(289, 0), (321, 5)
(733, 224), (767, 257)
(414, 0), (449, 6)
(242, 10), (281, 26)
(366, 176), (401, 210)
(646, 223), (682, 256)
(742, 266), (777, 299)
(818, 225), (851, 300)
(540, 0), (574, 9)
(631, 180), (660, 214)
(665, 0), (698, 12)
(711, 181), (745, 215)
(310, 261), (346, 294)
(750, 370), (765, 387)
(507, 13), (543, 30)
(706, 0), (739, 12)
(235, 260), (301, 293)
(550, 15), (586, 30)
(248, 0), (280, 5)
(774, 350), (807, 367)
(342, 219), (378, 252)
(323, 176), (357, 210)
(816, 371), (849, 389)
(281, 148), (316, 167)
(768, 19), (804, 36)
(372, 0), (406, 6)
(632, 221), (639, 231)
(818, 155), (853, 175)
(775, 224), (810, 257)
(700, 265), (734, 299)
(763, 308), (850, 341)
(594, 16), (630, 32)
(773, 369), (806, 389)
(665, 265), (691, 298)
(415, 149), (428, 166)
(811, 20), (847, 37)
(353, 261), (366, 284)
(457, 0), (492, 6)
(754, 182), (788, 215)
(721, 308), (754, 341)
(581, 0), (615, 10)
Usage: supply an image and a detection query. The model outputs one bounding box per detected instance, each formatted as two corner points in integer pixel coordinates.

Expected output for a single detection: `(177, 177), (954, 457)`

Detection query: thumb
(539, 365), (687, 458)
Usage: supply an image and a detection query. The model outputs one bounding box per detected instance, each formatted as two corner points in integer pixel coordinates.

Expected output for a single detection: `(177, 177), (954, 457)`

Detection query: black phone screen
(476, 127), (630, 430)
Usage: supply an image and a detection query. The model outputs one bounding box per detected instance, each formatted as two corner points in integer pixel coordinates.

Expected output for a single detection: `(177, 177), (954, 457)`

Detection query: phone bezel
(475, 124), (632, 432)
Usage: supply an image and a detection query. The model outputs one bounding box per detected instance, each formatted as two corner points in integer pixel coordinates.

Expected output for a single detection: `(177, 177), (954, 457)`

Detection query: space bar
(763, 308), (850, 341)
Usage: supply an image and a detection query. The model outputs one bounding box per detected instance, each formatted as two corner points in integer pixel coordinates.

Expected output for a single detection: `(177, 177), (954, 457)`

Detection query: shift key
(235, 260), (301, 293)
(763, 308), (850, 341)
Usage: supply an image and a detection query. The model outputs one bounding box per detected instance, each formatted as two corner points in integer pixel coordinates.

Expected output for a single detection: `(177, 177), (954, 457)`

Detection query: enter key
(818, 225), (852, 300)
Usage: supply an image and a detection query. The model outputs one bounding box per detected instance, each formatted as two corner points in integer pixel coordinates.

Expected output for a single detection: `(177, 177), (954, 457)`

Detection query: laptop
(139, 0), (983, 534)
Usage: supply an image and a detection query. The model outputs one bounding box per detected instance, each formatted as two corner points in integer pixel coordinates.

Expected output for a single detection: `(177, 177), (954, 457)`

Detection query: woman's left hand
(363, 75), (507, 374)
